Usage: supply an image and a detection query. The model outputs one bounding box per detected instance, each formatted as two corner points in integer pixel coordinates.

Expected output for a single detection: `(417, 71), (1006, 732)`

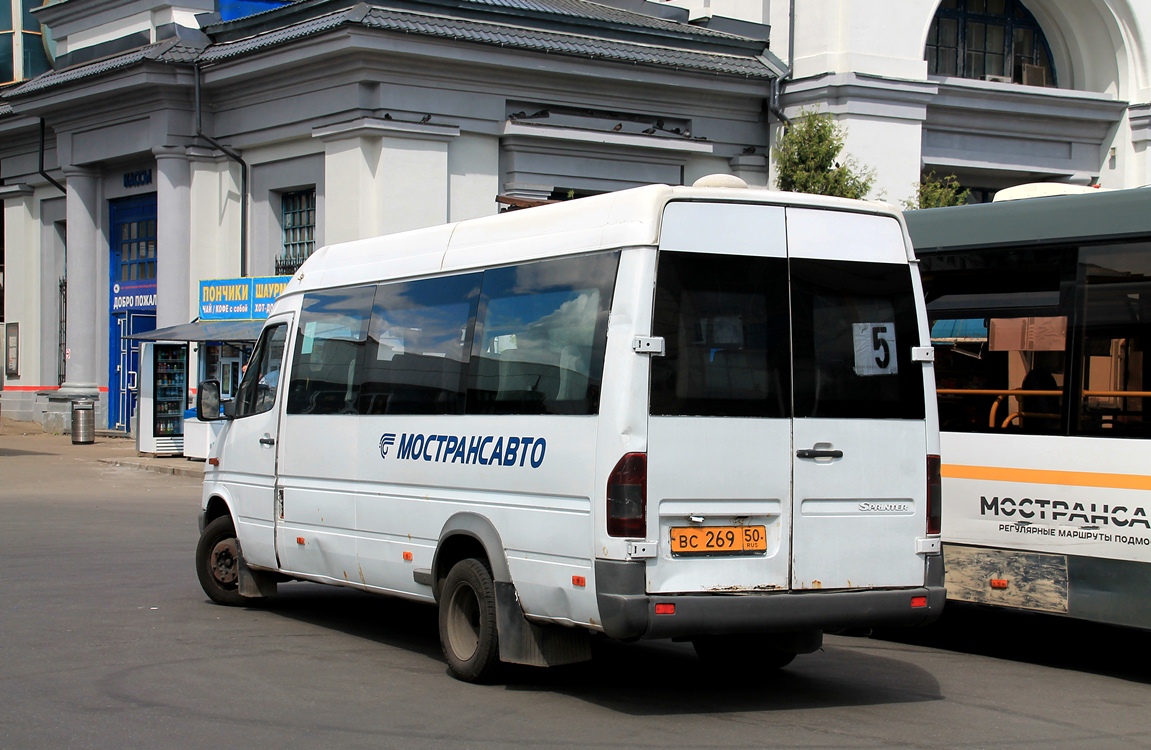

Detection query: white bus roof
(282, 179), (905, 296)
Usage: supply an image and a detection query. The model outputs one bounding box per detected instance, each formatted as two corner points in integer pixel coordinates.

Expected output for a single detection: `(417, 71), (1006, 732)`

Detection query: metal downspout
(769, 0), (795, 131)
(39, 119), (66, 193)
(194, 64), (249, 276)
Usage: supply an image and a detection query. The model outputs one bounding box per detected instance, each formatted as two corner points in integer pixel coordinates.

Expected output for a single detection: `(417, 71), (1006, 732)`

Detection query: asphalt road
(2, 424), (1150, 749)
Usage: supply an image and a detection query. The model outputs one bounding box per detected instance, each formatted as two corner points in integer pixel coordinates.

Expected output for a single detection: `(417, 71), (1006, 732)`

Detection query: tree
(903, 172), (970, 210)
(772, 107), (875, 199)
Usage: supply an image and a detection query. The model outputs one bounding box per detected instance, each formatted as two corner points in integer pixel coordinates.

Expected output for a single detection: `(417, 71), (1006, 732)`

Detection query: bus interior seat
(497, 348), (559, 406)
(557, 344), (591, 401)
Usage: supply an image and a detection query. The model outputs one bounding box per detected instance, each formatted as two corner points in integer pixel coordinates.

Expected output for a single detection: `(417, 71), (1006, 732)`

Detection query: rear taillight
(607, 453), (647, 537)
(927, 454), (941, 535)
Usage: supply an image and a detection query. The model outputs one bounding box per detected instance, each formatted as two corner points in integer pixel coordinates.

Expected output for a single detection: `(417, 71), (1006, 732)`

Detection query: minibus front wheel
(196, 515), (247, 607)
(439, 558), (501, 683)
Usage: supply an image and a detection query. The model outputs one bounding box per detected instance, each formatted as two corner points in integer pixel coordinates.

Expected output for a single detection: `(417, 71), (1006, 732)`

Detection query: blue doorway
(108, 194), (158, 431)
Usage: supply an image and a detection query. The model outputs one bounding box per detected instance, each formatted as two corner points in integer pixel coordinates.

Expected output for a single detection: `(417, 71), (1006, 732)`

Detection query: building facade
(668, 0), (1151, 199)
(1, 0), (781, 430)
(2, 0), (1149, 432)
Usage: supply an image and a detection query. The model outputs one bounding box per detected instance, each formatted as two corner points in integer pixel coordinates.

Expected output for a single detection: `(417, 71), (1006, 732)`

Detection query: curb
(2, 418), (205, 479)
(94, 457), (206, 478)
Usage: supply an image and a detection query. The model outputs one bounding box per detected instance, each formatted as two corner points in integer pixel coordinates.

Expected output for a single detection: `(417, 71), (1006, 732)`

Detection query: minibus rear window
(791, 259), (925, 420)
(651, 253), (925, 421)
(650, 252), (791, 418)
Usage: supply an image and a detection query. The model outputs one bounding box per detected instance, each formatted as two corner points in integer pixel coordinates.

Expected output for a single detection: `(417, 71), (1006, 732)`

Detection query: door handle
(797, 448), (843, 459)
(259, 436), (276, 446)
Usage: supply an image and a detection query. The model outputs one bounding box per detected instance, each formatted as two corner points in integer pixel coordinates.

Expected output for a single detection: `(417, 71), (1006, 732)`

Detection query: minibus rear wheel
(439, 558), (501, 683)
(196, 515), (247, 607)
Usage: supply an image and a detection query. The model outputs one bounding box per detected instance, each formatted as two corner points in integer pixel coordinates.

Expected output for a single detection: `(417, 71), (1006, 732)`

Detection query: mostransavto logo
(379, 431), (546, 468)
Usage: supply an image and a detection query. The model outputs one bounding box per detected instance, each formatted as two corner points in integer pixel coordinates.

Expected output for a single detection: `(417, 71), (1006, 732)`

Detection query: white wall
(658, 0), (770, 23)
(449, 133), (500, 223)
(189, 152), (242, 303)
(770, 0), (1151, 198)
(2, 192), (41, 395)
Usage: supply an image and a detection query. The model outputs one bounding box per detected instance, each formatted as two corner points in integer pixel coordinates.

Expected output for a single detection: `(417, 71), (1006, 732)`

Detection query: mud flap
(237, 550), (278, 598)
(495, 581), (591, 667)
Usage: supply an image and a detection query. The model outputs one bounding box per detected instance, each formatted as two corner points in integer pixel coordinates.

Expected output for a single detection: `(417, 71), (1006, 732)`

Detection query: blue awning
(931, 318), (988, 342)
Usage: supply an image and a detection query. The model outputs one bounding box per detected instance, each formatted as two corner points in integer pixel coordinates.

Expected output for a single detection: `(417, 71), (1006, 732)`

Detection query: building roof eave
(8, 0), (775, 101)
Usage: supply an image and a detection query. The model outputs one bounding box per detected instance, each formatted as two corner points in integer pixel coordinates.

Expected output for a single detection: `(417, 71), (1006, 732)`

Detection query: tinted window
(922, 246), (1073, 434)
(650, 252), (791, 417)
(467, 252), (619, 415)
(359, 273), (480, 415)
(287, 286), (373, 414)
(1075, 244), (1151, 437)
(235, 323), (288, 418)
(791, 259), (925, 419)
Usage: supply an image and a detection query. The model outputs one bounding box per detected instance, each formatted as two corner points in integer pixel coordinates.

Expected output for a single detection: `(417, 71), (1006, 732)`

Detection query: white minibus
(194, 175), (944, 682)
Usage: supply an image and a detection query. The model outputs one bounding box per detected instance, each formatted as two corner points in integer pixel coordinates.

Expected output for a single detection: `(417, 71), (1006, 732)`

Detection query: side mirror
(197, 380), (224, 421)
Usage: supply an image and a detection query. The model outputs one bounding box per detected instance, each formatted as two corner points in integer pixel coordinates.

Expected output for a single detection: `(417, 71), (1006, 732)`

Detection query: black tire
(438, 558), (501, 683)
(195, 515), (248, 606)
(692, 634), (797, 671)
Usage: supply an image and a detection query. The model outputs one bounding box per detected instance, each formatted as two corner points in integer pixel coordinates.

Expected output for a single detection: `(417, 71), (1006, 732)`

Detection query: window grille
(116, 218), (157, 282)
(277, 189), (316, 276)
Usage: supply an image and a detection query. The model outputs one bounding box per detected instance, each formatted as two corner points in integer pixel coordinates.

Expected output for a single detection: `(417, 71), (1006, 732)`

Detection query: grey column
(153, 146), (191, 329)
(59, 165), (101, 397)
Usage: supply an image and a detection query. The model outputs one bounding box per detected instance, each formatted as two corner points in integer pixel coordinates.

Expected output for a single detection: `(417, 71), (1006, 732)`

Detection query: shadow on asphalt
(506, 636), (942, 715)
(873, 601), (1151, 685)
(0, 447), (55, 457)
(258, 582), (443, 658)
(255, 583), (944, 713)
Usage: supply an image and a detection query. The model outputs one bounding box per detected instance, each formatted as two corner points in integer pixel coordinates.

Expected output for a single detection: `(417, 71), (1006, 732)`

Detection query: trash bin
(71, 399), (95, 445)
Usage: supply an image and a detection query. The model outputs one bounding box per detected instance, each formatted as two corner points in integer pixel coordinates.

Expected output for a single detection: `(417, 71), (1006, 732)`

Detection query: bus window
(923, 247), (1072, 434)
(235, 324), (288, 417)
(287, 286), (373, 415)
(359, 273), (480, 415)
(1075, 243), (1151, 437)
(467, 252), (618, 415)
(650, 251), (790, 417)
(791, 259), (925, 420)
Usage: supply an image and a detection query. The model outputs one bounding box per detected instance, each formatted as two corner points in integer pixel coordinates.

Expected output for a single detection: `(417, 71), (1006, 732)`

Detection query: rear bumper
(595, 558), (946, 640)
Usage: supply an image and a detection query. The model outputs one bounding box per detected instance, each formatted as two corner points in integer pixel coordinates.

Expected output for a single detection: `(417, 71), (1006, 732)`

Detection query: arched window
(926, 0), (1056, 86)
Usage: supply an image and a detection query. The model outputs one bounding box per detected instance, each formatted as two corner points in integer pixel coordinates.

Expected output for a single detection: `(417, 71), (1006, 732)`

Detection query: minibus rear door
(645, 203), (793, 594)
(786, 209), (928, 591)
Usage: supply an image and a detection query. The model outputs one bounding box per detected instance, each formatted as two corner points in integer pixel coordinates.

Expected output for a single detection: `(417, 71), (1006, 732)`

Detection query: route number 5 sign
(852, 322), (897, 376)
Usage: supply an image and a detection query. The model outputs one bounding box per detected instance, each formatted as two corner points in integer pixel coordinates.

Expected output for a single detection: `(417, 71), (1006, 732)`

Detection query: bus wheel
(692, 635), (797, 670)
(439, 558), (501, 683)
(196, 515), (247, 606)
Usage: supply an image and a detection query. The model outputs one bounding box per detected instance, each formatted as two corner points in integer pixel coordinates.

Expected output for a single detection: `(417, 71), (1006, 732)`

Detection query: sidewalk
(0, 416), (206, 478)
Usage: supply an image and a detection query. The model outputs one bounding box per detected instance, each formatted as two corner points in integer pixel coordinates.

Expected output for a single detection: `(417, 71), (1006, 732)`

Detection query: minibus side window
(467, 251), (619, 415)
(359, 273), (481, 415)
(790, 259), (925, 420)
(650, 252), (791, 418)
(235, 323), (288, 417)
(287, 286), (374, 415)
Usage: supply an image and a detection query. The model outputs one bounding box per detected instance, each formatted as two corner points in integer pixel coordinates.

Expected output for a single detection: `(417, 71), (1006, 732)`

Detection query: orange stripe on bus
(942, 464), (1151, 491)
